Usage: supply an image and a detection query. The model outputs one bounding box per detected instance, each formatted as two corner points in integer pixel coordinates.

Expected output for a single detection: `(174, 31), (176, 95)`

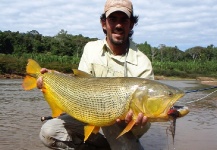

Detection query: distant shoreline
(0, 74), (24, 79)
(1, 74), (217, 86)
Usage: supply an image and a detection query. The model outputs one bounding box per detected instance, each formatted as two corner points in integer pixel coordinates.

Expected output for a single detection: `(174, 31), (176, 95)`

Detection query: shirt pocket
(91, 63), (124, 77)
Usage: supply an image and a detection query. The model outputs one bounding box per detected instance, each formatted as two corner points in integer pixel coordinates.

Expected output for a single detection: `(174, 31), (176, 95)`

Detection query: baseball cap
(104, 0), (133, 18)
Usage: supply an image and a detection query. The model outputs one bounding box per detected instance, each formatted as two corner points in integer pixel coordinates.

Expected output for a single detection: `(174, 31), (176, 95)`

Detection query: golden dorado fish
(22, 59), (189, 141)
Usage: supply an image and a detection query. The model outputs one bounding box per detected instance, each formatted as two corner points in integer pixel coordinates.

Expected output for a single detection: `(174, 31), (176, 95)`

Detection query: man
(38, 0), (154, 149)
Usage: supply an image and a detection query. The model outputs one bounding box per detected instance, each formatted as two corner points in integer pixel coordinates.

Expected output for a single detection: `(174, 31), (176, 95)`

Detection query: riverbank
(196, 77), (217, 86)
(0, 74), (24, 79)
(1, 73), (217, 86)
(155, 76), (217, 86)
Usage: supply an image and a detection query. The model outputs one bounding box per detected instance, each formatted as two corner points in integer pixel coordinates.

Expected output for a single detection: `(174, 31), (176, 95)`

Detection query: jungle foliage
(0, 30), (217, 78)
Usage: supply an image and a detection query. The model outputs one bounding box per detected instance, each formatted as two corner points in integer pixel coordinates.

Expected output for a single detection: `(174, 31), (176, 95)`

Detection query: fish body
(23, 59), (189, 141)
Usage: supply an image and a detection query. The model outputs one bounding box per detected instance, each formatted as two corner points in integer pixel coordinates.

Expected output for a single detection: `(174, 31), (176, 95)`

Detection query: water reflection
(0, 79), (216, 150)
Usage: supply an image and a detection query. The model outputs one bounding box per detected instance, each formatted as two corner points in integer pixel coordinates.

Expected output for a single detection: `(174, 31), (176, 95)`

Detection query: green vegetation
(0, 53), (79, 75)
(153, 61), (217, 78)
(0, 30), (217, 78)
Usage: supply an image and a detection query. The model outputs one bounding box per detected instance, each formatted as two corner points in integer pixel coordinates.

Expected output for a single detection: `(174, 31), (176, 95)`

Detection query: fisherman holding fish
(37, 0), (154, 149)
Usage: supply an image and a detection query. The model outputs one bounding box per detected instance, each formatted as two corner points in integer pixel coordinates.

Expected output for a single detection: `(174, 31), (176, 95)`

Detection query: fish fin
(42, 88), (64, 118)
(22, 59), (41, 90)
(26, 59), (41, 74)
(50, 104), (64, 118)
(84, 125), (99, 141)
(117, 120), (136, 139)
(72, 69), (92, 78)
(92, 126), (100, 134)
(22, 75), (37, 90)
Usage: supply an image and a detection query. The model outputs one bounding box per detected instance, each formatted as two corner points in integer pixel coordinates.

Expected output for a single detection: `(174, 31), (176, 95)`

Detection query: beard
(110, 36), (124, 45)
(109, 30), (126, 45)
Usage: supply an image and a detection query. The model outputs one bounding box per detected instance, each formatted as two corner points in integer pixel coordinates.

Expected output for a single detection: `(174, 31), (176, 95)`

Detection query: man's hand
(116, 110), (148, 127)
(37, 68), (49, 89)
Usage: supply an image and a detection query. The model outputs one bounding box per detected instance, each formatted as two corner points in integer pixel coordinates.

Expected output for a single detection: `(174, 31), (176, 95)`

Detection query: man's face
(103, 11), (133, 46)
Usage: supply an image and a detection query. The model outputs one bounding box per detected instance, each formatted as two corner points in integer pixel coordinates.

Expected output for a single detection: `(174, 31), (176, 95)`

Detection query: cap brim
(105, 7), (131, 18)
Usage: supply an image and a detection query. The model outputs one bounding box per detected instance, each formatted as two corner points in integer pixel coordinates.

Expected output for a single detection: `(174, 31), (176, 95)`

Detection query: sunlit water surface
(0, 79), (217, 150)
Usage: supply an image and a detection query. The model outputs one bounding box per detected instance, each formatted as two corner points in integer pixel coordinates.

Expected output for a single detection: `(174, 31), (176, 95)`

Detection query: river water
(0, 79), (217, 150)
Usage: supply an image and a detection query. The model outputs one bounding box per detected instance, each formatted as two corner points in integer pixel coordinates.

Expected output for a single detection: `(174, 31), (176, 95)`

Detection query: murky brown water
(0, 79), (217, 150)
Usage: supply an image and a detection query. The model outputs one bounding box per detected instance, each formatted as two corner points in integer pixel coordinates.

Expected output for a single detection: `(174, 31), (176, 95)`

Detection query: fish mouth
(167, 105), (189, 118)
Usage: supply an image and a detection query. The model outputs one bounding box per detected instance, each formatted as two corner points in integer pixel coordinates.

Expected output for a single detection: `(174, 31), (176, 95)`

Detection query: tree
(150, 47), (158, 62)
(185, 46), (205, 62)
(206, 44), (217, 60)
(158, 44), (166, 62)
(137, 41), (152, 60)
(0, 31), (14, 54)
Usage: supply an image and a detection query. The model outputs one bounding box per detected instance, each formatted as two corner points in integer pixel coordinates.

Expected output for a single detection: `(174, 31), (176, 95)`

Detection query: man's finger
(135, 113), (143, 125)
(125, 110), (133, 123)
(37, 77), (43, 89)
(41, 68), (49, 74)
(116, 118), (121, 123)
(141, 116), (148, 125)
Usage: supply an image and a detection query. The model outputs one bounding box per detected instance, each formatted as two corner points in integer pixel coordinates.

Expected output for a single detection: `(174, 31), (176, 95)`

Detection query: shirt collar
(101, 39), (138, 65)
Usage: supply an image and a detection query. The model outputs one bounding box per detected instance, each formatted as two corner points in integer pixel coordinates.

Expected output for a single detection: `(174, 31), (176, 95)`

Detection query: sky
(1, 0), (217, 51)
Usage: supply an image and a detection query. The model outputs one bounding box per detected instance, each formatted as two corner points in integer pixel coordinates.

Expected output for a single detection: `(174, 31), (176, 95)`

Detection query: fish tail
(22, 59), (42, 90)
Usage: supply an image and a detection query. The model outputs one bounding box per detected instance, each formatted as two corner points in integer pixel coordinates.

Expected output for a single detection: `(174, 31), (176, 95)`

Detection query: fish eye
(167, 91), (173, 96)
